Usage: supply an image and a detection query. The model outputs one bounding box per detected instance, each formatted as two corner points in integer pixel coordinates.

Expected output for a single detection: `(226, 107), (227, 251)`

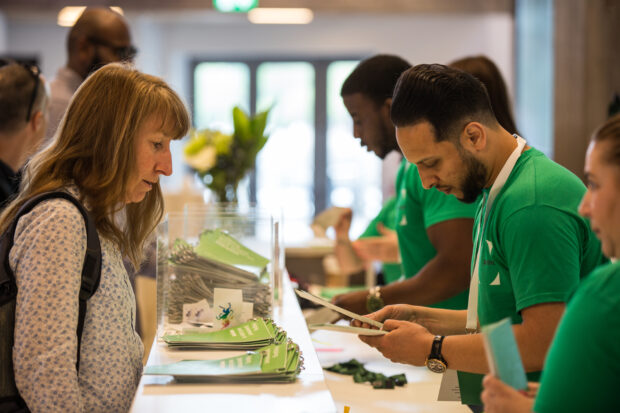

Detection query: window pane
(193, 62), (250, 131)
(326, 60), (383, 238)
(255, 62), (315, 243)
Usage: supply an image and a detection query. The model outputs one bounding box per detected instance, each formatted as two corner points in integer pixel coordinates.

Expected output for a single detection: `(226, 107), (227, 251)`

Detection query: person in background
(1, 63), (189, 412)
(46, 7), (136, 141)
(448, 55), (517, 136)
(355, 64), (606, 409)
(481, 113), (620, 413)
(0, 60), (48, 208)
(332, 54), (476, 315)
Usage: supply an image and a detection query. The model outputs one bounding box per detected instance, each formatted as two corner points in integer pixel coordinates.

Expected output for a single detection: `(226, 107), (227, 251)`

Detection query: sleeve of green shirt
(359, 196), (398, 238)
(534, 264), (620, 412)
(500, 205), (584, 312)
(414, 171), (476, 229)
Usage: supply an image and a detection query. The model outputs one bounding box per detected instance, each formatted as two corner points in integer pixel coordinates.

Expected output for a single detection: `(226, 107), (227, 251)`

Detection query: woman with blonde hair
(481, 113), (620, 412)
(1, 63), (189, 412)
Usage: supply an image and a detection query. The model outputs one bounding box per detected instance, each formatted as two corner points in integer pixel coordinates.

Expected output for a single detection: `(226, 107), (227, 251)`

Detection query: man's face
(396, 121), (487, 203)
(86, 19), (133, 75)
(342, 93), (395, 159)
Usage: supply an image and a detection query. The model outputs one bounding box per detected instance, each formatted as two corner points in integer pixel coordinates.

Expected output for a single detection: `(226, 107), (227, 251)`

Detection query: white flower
(184, 145), (217, 173)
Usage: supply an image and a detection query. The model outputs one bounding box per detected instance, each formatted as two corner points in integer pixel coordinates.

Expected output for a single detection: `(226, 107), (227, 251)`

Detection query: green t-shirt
(534, 261), (620, 412)
(458, 147), (607, 405)
(359, 196), (403, 283)
(394, 160), (477, 309)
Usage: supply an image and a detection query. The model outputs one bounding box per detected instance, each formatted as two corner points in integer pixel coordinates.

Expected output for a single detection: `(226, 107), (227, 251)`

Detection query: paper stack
(164, 229), (272, 324)
(144, 340), (304, 383)
(163, 318), (286, 350)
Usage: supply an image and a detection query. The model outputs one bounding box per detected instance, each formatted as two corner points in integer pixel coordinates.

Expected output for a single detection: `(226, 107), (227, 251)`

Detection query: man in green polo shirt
(332, 55), (476, 315)
(355, 64), (606, 408)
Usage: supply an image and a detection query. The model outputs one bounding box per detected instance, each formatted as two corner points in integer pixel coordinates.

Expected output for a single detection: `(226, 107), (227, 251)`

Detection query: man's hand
(331, 290), (369, 316)
(481, 375), (536, 413)
(358, 319), (434, 366)
(351, 304), (420, 328)
(351, 224), (400, 262)
(333, 208), (353, 240)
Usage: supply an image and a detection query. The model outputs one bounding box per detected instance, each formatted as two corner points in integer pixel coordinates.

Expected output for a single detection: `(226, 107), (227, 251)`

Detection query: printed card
(213, 288), (243, 330)
(182, 299), (214, 325)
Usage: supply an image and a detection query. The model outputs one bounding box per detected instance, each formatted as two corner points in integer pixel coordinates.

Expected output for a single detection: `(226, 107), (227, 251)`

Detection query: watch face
(426, 358), (447, 374)
(366, 295), (384, 313)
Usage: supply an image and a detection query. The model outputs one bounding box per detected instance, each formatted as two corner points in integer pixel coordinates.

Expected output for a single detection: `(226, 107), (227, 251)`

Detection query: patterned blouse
(10, 189), (143, 412)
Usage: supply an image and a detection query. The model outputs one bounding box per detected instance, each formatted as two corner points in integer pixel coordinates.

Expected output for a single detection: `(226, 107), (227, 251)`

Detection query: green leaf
(251, 109), (270, 138)
(233, 106), (252, 142)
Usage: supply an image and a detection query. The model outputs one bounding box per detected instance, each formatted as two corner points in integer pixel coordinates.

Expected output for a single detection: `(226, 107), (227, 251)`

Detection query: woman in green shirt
(481, 113), (620, 412)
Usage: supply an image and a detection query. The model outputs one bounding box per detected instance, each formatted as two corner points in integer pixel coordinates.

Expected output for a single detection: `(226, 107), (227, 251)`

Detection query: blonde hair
(0, 63), (190, 268)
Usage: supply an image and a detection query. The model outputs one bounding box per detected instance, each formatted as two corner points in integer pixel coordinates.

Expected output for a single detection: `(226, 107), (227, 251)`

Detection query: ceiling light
(57, 6), (125, 27)
(248, 8), (314, 25)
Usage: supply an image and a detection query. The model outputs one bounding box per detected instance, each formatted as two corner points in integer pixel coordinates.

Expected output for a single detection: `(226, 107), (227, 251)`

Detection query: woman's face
(579, 140), (620, 258)
(126, 116), (173, 204)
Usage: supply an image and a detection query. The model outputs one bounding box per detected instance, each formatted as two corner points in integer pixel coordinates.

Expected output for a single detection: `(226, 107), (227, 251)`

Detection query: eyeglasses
(0, 59), (41, 122)
(88, 37), (138, 61)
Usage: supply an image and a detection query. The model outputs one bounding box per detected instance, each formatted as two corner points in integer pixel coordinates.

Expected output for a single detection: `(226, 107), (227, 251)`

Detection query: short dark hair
(0, 61), (46, 135)
(341, 54), (411, 106)
(449, 55), (517, 134)
(391, 63), (496, 142)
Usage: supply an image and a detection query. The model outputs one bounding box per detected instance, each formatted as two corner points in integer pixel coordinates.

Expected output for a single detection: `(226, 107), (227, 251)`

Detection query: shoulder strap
(0, 191), (102, 371)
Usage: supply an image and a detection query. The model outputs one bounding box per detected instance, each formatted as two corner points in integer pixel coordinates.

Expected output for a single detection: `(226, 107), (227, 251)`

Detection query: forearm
(380, 253), (469, 307)
(415, 307), (468, 336)
(442, 317), (559, 374)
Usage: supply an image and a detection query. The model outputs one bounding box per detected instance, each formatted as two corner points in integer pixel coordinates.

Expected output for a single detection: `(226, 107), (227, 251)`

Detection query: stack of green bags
(163, 318), (286, 350)
(145, 341), (303, 383)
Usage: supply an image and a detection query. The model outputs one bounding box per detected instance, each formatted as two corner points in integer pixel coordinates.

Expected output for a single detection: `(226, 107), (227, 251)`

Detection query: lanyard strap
(465, 136), (526, 333)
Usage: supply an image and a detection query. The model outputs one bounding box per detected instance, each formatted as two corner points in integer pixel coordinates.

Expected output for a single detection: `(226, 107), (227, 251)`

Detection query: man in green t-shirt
(332, 55), (476, 315)
(355, 64), (606, 407)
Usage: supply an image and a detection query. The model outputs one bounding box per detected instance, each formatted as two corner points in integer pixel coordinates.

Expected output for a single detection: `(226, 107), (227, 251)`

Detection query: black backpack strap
(0, 191), (101, 371)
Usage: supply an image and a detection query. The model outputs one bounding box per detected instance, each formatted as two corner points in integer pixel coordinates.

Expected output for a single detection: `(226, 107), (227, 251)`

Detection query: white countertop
(311, 326), (470, 413)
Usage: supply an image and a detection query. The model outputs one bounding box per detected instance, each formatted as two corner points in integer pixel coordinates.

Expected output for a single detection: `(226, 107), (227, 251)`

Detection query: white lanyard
(465, 136), (527, 332)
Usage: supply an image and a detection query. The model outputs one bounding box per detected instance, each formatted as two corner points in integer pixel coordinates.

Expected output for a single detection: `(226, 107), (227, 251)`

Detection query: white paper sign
(182, 299), (214, 325)
(213, 288), (243, 330)
(437, 369), (462, 401)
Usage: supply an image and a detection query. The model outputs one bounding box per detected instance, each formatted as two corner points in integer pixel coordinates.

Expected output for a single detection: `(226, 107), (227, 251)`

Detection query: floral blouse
(10, 189), (143, 412)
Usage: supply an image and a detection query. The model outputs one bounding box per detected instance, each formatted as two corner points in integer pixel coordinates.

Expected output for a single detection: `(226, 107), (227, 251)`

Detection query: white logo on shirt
(401, 188), (406, 197)
(486, 240), (493, 254)
(400, 215), (407, 226)
(490, 273), (501, 285)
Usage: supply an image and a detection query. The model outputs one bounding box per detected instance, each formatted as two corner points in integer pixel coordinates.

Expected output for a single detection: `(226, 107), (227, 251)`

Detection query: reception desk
(131, 276), (470, 413)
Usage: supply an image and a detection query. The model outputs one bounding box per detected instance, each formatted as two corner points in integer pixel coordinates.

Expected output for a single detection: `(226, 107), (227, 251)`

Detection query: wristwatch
(365, 286), (385, 313)
(425, 335), (448, 373)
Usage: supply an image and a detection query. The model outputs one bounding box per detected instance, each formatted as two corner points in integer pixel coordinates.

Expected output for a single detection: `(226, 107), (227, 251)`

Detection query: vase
(210, 182), (239, 204)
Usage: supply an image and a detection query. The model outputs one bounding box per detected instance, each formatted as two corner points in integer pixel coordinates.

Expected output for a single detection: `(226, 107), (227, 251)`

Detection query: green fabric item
(394, 160), (476, 309)
(325, 359), (407, 389)
(459, 147), (607, 406)
(534, 261), (620, 412)
(359, 196), (403, 283)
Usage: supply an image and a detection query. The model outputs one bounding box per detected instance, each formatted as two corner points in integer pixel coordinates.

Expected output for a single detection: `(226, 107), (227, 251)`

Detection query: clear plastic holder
(156, 204), (283, 339)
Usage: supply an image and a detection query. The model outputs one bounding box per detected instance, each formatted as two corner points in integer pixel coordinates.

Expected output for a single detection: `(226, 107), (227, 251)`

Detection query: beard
(457, 150), (488, 204)
(85, 51), (105, 77)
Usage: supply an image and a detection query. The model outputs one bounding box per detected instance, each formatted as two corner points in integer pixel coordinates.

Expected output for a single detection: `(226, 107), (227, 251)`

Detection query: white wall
(1, 9), (514, 189)
(2, 9), (514, 105)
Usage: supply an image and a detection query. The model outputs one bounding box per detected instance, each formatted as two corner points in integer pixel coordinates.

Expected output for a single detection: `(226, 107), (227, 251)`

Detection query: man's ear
(384, 97), (392, 111)
(30, 110), (44, 132)
(459, 122), (486, 152)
